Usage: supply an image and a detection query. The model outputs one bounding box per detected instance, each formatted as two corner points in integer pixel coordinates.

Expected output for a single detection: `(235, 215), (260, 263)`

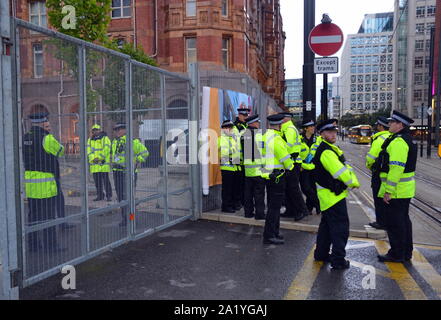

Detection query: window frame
(221, 0), (228, 17)
(29, 1), (47, 28)
(33, 43), (43, 79)
(186, 0), (197, 17)
(222, 37), (231, 70)
(111, 0), (132, 19)
(185, 37), (197, 72)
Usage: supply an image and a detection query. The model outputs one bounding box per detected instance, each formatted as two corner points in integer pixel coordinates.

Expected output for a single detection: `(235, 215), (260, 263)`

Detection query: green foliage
(46, 0), (111, 43)
(339, 107), (391, 128)
(45, 1), (158, 114)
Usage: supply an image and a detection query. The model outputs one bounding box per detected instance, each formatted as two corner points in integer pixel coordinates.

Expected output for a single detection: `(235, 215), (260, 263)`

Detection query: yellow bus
(348, 125), (372, 144)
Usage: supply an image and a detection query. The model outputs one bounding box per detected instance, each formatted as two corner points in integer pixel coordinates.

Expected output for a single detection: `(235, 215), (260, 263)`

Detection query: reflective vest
(218, 133), (240, 172)
(376, 129), (417, 199)
(111, 135), (150, 172)
(312, 140), (360, 211)
(87, 133), (111, 173)
(365, 130), (391, 171)
(233, 119), (247, 164)
(281, 121), (302, 163)
(309, 135), (323, 158)
(261, 129), (294, 180)
(23, 126), (64, 199)
(300, 134), (316, 170)
(242, 128), (264, 177)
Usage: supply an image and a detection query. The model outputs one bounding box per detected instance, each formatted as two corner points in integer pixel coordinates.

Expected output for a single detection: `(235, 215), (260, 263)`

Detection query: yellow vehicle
(348, 125), (372, 144)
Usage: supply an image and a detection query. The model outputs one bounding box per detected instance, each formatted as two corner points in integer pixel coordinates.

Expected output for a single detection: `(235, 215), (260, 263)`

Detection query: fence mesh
(15, 20), (193, 285)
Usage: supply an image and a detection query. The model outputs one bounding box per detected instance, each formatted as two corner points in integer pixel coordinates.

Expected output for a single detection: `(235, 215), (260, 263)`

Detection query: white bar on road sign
(306, 101), (312, 111)
(314, 57), (338, 74)
(310, 35), (342, 44)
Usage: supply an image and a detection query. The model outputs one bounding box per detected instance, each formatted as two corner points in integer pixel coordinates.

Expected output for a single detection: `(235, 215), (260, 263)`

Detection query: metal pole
(160, 74), (169, 224)
(436, 24), (441, 147)
(125, 59), (134, 236)
(420, 104), (424, 157)
(303, 0), (316, 121)
(322, 73), (328, 120)
(0, 0), (19, 299)
(189, 63), (201, 220)
(427, 27), (435, 158)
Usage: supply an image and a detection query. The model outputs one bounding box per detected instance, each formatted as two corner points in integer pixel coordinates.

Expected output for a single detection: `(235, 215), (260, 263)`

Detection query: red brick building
(14, 0), (286, 106)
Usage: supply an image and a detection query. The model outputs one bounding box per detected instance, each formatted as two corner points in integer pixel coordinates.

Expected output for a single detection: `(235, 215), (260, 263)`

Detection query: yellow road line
(375, 240), (427, 300)
(349, 260), (392, 279)
(348, 237), (441, 251)
(411, 248), (441, 299)
(284, 245), (323, 300)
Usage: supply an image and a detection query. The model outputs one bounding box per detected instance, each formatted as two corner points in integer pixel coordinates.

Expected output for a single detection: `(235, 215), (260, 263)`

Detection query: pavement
(20, 219), (441, 300)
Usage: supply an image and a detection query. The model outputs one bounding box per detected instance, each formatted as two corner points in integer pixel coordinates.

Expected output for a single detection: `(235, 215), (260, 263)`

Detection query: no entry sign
(308, 23), (344, 57)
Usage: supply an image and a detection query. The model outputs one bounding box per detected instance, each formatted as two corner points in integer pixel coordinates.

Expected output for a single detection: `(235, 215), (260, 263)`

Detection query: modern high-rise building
(340, 12), (395, 116)
(285, 78), (303, 120)
(394, 0), (436, 123)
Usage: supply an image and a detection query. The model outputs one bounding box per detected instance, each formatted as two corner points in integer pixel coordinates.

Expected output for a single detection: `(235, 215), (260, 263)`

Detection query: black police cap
(221, 120), (235, 128)
(237, 108), (251, 115)
(376, 116), (390, 128)
(113, 123), (126, 130)
(317, 119), (339, 133)
(302, 119), (315, 127)
(29, 112), (49, 123)
(245, 114), (260, 125)
(280, 112), (294, 118)
(387, 110), (414, 126)
(267, 114), (285, 125)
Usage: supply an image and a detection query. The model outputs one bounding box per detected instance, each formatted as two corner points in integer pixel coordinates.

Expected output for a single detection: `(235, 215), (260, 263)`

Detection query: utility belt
(316, 179), (347, 196)
(290, 152), (299, 160)
(269, 169), (285, 184)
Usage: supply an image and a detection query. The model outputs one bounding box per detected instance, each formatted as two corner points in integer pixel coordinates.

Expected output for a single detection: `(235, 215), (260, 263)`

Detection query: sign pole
(303, 0), (316, 121)
(323, 73), (328, 120)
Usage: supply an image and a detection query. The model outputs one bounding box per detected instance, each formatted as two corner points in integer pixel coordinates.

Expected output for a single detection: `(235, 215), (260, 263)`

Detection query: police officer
(112, 123), (150, 226)
(376, 110), (417, 263)
(233, 106), (250, 208)
(87, 124), (112, 202)
(312, 119), (360, 269)
(366, 116), (391, 229)
(261, 114), (295, 245)
(280, 112), (308, 221)
(299, 119), (320, 215)
(218, 120), (241, 213)
(23, 112), (65, 252)
(242, 114), (265, 220)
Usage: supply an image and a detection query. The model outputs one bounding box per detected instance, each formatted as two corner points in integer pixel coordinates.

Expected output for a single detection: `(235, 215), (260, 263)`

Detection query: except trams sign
(314, 57), (338, 74)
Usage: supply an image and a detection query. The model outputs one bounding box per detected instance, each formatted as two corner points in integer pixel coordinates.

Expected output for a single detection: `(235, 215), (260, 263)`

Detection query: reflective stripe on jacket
(281, 121), (302, 163)
(111, 135), (149, 172)
(218, 133), (240, 172)
(242, 129), (264, 177)
(377, 133), (416, 199)
(365, 131), (391, 171)
(261, 129), (294, 179)
(87, 134), (111, 173)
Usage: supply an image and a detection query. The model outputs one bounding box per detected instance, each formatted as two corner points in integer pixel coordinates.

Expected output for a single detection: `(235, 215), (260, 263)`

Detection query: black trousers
(55, 178), (65, 218)
(371, 178), (385, 227)
(93, 172), (113, 199)
(27, 197), (57, 251)
(285, 164), (308, 218)
(113, 170), (137, 224)
(221, 170), (236, 210)
(299, 170), (320, 213)
(384, 198), (413, 260)
(244, 176), (265, 218)
(233, 167), (245, 207)
(264, 175), (286, 240)
(314, 199), (349, 266)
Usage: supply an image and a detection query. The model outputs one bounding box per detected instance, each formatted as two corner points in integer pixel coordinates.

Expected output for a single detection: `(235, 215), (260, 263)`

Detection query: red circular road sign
(308, 23), (344, 57)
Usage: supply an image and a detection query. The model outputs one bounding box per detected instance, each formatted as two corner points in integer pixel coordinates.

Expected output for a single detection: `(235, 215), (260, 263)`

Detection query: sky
(280, 0), (397, 80)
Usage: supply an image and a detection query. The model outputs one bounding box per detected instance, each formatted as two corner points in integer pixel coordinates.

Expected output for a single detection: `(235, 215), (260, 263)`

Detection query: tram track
(349, 162), (441, 226)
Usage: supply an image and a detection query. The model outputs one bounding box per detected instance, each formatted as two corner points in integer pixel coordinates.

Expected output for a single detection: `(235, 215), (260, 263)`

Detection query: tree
(45, 0), (158, 114)
(339, 107), (391, 128)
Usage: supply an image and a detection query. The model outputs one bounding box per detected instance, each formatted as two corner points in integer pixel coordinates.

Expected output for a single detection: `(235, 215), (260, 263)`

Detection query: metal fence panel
(14, 19), (194, 287)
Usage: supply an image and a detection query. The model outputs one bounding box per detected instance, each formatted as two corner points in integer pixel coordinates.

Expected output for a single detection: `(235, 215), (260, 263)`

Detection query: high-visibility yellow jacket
(300, 134), (317, 170)
(309, 135), (323, 158)
(261, 129), (294, 180)
(377, 130), (417, 199)
(218, 132), (241, 172)
(365, 131), (391, 171)
(312, 140), (360, 211)
(281, 121), (302, 164)
(87, 133), (111, 173)
(23, 126), (64, 199)
(242, 128), (264, 177)
(111, 135), (149, 172)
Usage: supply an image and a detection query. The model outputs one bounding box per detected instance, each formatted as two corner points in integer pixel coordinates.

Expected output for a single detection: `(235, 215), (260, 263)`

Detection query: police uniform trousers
(314, 199), (349, 266)
(113, 171), (138, 225)
(244, 176), (265, 218)
(233, 166), (245, 208)
(263, 174), (286, 240)
(299, 170), (320, 213)
(221, 170), (236, 211)
(93, 172), (113, 200)
(27, 196), (57, 252)
(384, 198), (413, 260)
(55, 178), (65, 218)
(285, 164), (308, 218)
(371, 175), (385, 227)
